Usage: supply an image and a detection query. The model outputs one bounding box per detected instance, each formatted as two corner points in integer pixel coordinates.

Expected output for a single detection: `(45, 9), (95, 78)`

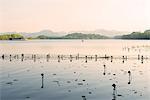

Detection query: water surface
(0, 40), (150, 100)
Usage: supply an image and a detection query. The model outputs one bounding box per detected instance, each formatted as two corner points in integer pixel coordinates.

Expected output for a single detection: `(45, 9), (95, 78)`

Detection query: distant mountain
(0, 30), (66, 38)
(1, 29), (150, 40)
(69, 29), (129, 37)
(0, 29), (129, 38)
(115, 29), (150, 39)
(24, 30), (66, 38)
(36, 33), (109, 39)
(63, 33), (109, 39)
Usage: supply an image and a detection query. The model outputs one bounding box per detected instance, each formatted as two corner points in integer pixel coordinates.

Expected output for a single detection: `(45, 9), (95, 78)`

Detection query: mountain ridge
(0, 29), (129, 37)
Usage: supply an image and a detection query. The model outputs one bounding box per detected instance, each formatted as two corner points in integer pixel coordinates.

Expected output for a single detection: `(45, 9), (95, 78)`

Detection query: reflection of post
(138, 54), (140, 60)
(41, 73), (44, 88)
(103, 64), (106, 75)
(77, 53), (79, 60)
(16, 55), (19, 59)
(128, 71), (131, 84)
(90, 56), (92, 59)
(76, 55), (78, 60)
(61, 55), (63, 60)
(105, 54), (107, 59)
(128, 48), (130, 52)
(112, 84), (116, 100)
(125, 56), (127, 61)
(14, 55), (17, 59)
(32, 54), (34, 60)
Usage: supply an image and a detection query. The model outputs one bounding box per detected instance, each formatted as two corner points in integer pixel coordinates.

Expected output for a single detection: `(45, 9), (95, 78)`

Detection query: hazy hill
(63, 33), (109, 39)
(69, 29), (129, 37)
(36, 33), (109, 39)
(25, 30), (65, 38)
(0, 29), (129, 38)
(0, 30), (66, 38)
(1, 29), (150, 40)
(115, 29), (150, 39)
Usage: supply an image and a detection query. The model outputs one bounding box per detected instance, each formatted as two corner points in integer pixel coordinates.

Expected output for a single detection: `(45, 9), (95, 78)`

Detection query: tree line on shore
(115, 30), (150, 39)
(0, 34), (24, 40)
(0, 29), (150, 40)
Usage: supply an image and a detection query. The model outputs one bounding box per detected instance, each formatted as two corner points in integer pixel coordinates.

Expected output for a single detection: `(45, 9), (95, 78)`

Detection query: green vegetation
(36, 35), (62, 39)
(0, 29), (150, 40)
(62, 33), (109, 39)
(0, 34), (24, 40)
(36, 33), (109, 39)
(27, 37), (34, 40)
(120, 30), (150, 39)
(36, 35), (49, 39)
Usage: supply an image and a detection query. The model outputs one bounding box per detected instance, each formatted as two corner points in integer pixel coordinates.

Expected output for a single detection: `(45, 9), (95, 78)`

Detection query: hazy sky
(0, 0), (150, 32)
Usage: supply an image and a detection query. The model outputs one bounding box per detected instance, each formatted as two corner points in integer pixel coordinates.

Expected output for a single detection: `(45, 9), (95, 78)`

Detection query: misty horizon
(0, 0), (150, 33)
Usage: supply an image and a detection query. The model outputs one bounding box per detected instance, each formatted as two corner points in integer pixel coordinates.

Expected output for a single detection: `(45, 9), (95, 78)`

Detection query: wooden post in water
(77, 53), (79, 60)
(61, 55), (63, 60)
(95, 55), (97, 61)
(105, 54), (107, 59)
(125, 56), (127, 61)
(138, 54), (140, 60)
(58, 55), (60, 62)
(16, 55), (19, 59)
(33, 54), (36, 62)
(103, 64), (106, 75)
(85, 56), (87, 63)
(128, 71), (131, 84)
(9, 54), (12, 62)
(41, 73), (44, 88)
(110, 56), (113, 62)
(46, 54), (50, 62)
(112, 84), (116, 100)
(122, 56), (125, 63)
(21, 54), (24, 62)
(2, 54), (4, 60)
(76, 55), (78, 60)
(70, 55), (72, 62)
(141, 55), (143, 64)
(82, 96), (86, 100)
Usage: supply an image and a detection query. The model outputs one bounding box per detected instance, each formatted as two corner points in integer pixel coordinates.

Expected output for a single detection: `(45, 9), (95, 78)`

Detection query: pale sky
(0, 0), (150, 32)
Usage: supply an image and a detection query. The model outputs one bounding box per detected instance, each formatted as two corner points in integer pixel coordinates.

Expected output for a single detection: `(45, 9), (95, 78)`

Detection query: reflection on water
(0, 40), (150, 100)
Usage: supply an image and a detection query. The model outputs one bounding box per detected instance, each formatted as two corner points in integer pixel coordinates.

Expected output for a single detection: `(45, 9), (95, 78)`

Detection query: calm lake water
(0, 40), (150, 100)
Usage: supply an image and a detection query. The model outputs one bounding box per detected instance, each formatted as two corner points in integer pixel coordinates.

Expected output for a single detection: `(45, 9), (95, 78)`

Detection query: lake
(0, 40), (150, 100)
